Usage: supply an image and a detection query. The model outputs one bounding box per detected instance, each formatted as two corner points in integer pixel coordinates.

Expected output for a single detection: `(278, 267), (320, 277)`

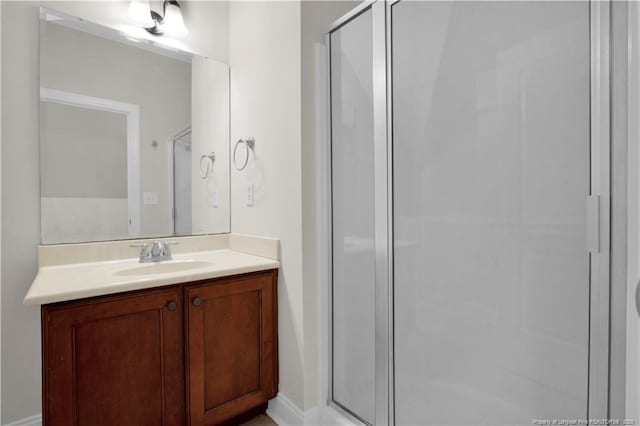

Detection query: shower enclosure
(172, 128), (192, 236)
(326, 1), (611, 424)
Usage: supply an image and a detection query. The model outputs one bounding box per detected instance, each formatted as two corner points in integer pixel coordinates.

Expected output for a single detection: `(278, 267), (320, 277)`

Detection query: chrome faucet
(130, 241), (179, 263)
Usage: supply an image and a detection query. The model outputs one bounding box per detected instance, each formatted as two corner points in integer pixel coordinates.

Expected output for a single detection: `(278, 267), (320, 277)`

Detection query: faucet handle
(130, 243), (150, 261)
(162, 241), (179, 257)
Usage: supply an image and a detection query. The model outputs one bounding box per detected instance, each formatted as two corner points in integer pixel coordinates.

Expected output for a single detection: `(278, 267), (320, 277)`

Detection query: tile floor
(240, 414), (278, 425)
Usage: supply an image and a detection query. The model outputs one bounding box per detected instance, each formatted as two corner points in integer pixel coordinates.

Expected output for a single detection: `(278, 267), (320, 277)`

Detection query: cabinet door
(186, 271), (278, 425)
(42, 287), (184, 426)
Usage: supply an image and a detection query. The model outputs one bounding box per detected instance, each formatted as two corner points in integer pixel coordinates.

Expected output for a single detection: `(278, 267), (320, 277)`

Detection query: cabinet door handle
(167, 301), (177, 312)
(192, 297), (202, 307)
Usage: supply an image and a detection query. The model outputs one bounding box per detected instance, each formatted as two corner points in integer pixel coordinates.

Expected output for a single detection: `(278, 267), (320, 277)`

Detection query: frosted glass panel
(330, 9), (375, 424)
(391, 2), (590, 425)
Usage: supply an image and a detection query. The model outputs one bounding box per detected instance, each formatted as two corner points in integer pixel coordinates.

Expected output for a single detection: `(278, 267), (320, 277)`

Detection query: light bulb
(162, 1), (188, 38)
(129, 0), (154, 28)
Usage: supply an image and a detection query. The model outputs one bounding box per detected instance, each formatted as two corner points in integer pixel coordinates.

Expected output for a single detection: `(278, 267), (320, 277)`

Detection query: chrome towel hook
(199, 152), (216, 179)
(233, 137), (255, 171)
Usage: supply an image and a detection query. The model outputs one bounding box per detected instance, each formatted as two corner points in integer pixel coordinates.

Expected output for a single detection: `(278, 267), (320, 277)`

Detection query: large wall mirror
(39, 8), (230, 245)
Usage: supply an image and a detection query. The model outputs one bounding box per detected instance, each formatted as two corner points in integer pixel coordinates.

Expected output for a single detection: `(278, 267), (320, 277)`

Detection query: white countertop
(24, 248), (279, 306)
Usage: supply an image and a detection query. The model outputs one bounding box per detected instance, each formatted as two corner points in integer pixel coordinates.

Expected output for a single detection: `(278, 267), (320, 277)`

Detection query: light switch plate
(210, 191), (219, 208)
(143, 192), (159, 205)
(246, 183), (254, 207)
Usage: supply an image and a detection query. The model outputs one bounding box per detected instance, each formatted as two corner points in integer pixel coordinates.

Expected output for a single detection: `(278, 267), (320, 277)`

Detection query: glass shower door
(391, 1), (591, 424)
(173, 132), (192, 236)
(330, 6), (376, 424)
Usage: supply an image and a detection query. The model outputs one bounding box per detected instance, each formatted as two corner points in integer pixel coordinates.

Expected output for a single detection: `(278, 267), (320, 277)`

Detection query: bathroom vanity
(25, 235), (280, 425)
(26, 5), (280, 424)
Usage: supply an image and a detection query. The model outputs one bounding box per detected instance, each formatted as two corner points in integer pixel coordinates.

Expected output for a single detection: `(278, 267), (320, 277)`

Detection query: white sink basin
(114, 260), (213, 277)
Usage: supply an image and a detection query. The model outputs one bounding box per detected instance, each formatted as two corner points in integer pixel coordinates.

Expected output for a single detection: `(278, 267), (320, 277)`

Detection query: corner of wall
(300, 0), (358, 414)
(229, 0), (305, 412)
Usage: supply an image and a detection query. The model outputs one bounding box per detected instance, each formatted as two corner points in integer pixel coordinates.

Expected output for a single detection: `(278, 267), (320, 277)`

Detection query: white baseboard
(267, 393), (360, 426)
(4, 414), (42, 426)
(268, 393), (306, 425)
(4, 399), (356, 426)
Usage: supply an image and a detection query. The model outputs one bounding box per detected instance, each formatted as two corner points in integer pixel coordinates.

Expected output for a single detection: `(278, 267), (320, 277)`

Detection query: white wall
(41, 197), (129, 244)
(40, 102), (129, 243)
(1, 2), (229, 423)
(191, 57), (230, 235)
(2, 4), (42, 421)
(229, 0), (304, 410)
(40, 102), (128, 199)
(227, 0), (354, 413)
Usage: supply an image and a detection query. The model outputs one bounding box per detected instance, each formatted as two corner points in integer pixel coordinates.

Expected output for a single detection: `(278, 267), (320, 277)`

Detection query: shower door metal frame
(587, 0), (611, 419)
(167, 125), (192, 236)
(326, 0), (611, 424)
(326, 1), (390, 424)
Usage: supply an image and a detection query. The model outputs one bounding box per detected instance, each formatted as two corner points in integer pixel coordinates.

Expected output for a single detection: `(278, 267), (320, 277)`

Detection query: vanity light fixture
(129, 0), (188, 38)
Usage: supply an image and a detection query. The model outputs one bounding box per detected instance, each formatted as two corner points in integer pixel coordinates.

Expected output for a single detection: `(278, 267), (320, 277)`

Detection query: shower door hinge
(587, 195), (600, 254)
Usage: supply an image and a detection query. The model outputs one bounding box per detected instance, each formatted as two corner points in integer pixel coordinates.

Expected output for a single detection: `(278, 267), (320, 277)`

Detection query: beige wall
(229, 0), (304, 409)
(40, 103), (127, 198)
(2, 4), (42, 421)
(41, 197), (130, 243)
(1, 2), (229, 422)
(228, 0), (355, 413)
(191, 57), (230, 235)
(40, 103), (129, 243)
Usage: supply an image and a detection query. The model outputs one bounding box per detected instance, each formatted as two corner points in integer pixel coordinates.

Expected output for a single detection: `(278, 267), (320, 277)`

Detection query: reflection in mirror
(39, 8), (230, 245)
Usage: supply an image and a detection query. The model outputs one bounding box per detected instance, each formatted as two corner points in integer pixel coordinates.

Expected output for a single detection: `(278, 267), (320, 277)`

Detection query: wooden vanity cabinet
(186, 272), (278, 425)
(41, 270), (278, 426)
(42, 286), (185, 426)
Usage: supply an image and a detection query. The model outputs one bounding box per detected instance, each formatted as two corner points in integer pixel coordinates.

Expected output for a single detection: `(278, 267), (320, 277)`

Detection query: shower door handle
(636, 281), (640, 317)
(587, 195), (600, 254)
